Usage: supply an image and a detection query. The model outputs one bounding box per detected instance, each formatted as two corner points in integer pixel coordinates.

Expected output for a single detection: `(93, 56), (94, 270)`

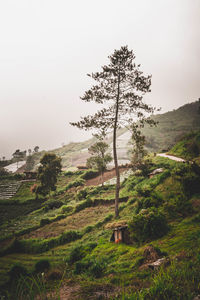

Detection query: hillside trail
(157, 153), (186, 162)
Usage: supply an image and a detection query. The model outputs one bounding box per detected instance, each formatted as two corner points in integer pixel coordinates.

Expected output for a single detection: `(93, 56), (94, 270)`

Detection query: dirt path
(157, 153), (186, 162)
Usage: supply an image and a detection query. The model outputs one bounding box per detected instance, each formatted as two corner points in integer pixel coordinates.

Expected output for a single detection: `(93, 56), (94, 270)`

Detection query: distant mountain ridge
(143, 100), (200, 152)
(23, 100), (200, 171)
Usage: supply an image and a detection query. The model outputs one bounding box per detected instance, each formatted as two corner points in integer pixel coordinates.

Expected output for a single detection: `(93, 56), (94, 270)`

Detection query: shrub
(34, 259), (50, 273)
(61, 205), (73, 214)
(125, 175), (145, 192)
(163, 194), (193, 217)
(136, 184), (152, 197)
(129, 208), (169, 244)
(74, 261), (89, 274)
(65, 178), (85, 190)
(80, 169), (99, 180)
(84, 225), (94, 233)
(74, 198), (93, 212)
(89, 260), (104, 278)
(67, 242), (97, 265)
(68, 245), (85, 265)
(74, 257), (106, 278)
(172, 164), (200, 196)
(76, 188), (88, 200)
(40, 218), (51, 226)
(9, 263), (28, 281)
(46, 200), (63, 209)
(1, 230), (82, 255)
(136, 193), (162, 213)
(64, 171), (74, 176)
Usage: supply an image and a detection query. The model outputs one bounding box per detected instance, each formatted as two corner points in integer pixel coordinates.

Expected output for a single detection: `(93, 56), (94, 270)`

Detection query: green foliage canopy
(86, 141), (112, 183)
(36, 153), (62, 196)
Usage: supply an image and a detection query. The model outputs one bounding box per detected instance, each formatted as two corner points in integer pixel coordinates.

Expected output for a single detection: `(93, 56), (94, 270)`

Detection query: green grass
(1, 144), (200, 298)
(169, 130), (200, 159)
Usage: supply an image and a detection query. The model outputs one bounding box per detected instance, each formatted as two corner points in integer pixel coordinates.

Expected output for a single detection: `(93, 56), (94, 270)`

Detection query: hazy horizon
(0, 0), (200, 159)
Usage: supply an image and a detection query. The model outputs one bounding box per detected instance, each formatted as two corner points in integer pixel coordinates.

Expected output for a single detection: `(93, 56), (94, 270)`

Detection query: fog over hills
(21, 100), (200, 171)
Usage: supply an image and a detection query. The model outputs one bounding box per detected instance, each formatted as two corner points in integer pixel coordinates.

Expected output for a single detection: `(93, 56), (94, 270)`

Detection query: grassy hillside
(168, 131), (200, 160)
(143, 100), (200, 152)
(0, 133), (200, 299)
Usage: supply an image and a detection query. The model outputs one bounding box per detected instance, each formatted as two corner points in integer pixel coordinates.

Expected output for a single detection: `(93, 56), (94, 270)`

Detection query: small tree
(36, 153), (62, 197)
(34, 146), (39, 153)
(71, 46), (157, 217)
(129, 125), (147, 169)
(86, 141), (112, 185)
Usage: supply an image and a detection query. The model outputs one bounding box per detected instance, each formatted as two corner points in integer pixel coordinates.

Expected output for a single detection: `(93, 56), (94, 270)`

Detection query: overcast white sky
(0, 0), (200, 159)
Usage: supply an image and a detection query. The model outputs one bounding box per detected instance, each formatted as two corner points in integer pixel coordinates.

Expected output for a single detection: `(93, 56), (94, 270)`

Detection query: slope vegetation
(0, 133), (200, 299)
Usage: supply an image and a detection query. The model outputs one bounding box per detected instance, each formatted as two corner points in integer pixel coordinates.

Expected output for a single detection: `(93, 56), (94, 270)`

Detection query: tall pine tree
(71, 46), (157, 217)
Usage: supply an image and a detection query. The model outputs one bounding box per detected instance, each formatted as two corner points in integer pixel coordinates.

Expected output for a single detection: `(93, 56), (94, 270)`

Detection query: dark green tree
(71, 46), (157, 217)
(34, 146), (39, 153)
(36, 153), (62, 197)
(86, 141), (112, 185)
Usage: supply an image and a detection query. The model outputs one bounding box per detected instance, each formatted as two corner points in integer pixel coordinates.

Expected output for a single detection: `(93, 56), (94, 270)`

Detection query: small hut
(106, 221), (132, 244)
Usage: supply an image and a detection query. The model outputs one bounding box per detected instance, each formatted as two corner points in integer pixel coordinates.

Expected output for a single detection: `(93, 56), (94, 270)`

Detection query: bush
(61, 205), (73, 214)
(46, 200), (63, 209)
(64, 171), (74, 176)
(125, 175), (145, 192)
(65, 178), (85, 190)
(80, 169), (99, 180)
(76, 188), (88, 201)
(74, 257), (105, 278)
(9, 263), (28, 281)
(136, 184), (152, 197)
(74, 198), (93, 212)
(136, 192), (162, 213)
(89, 259), (105, 278)
(40, 218), (51, 226)
(67, 242), (97, 265)
(84, 225), (94, 233)
(129, 208), (169, 244)
(163, 194), (193, 218)
(74, 261), (89, 274)
(1, 230), (82, 255)
(68, 245), (85, 265)
(172, 164), (200, 196)
(34, 259), (50, 273)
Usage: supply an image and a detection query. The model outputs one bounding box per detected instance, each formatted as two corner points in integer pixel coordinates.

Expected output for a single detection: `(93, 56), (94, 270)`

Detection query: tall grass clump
(0, 230), (82, 256)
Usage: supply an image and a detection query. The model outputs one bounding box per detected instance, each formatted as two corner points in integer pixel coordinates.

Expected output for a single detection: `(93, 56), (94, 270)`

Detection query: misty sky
(0, 0), (200, 159)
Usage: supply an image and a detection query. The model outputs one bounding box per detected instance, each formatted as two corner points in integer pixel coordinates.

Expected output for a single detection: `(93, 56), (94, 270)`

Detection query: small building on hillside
(108, 222), (132, 244)
(24, 171), (37, 180)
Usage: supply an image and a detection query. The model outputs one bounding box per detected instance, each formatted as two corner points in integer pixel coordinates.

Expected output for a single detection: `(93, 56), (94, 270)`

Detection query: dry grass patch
(22, 205), (114, 240)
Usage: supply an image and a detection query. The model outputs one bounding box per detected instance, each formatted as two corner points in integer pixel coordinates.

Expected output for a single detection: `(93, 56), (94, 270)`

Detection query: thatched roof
(105, 220), (128, 230)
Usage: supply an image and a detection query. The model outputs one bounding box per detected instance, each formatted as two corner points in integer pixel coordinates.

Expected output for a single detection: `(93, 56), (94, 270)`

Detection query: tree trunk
(101, 171), (104, 186)
(113, 73), (120, 218)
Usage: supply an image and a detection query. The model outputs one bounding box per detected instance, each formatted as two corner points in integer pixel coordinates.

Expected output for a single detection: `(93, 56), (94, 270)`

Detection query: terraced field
(0, 181), (21, 200)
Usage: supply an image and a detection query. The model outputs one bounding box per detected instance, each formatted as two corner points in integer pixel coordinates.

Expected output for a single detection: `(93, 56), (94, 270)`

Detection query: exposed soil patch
(191, 197), (200, 209)
(58, 283), (81, 300)
(22, 205), (114, 240)
(85, 167), (128, 186)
